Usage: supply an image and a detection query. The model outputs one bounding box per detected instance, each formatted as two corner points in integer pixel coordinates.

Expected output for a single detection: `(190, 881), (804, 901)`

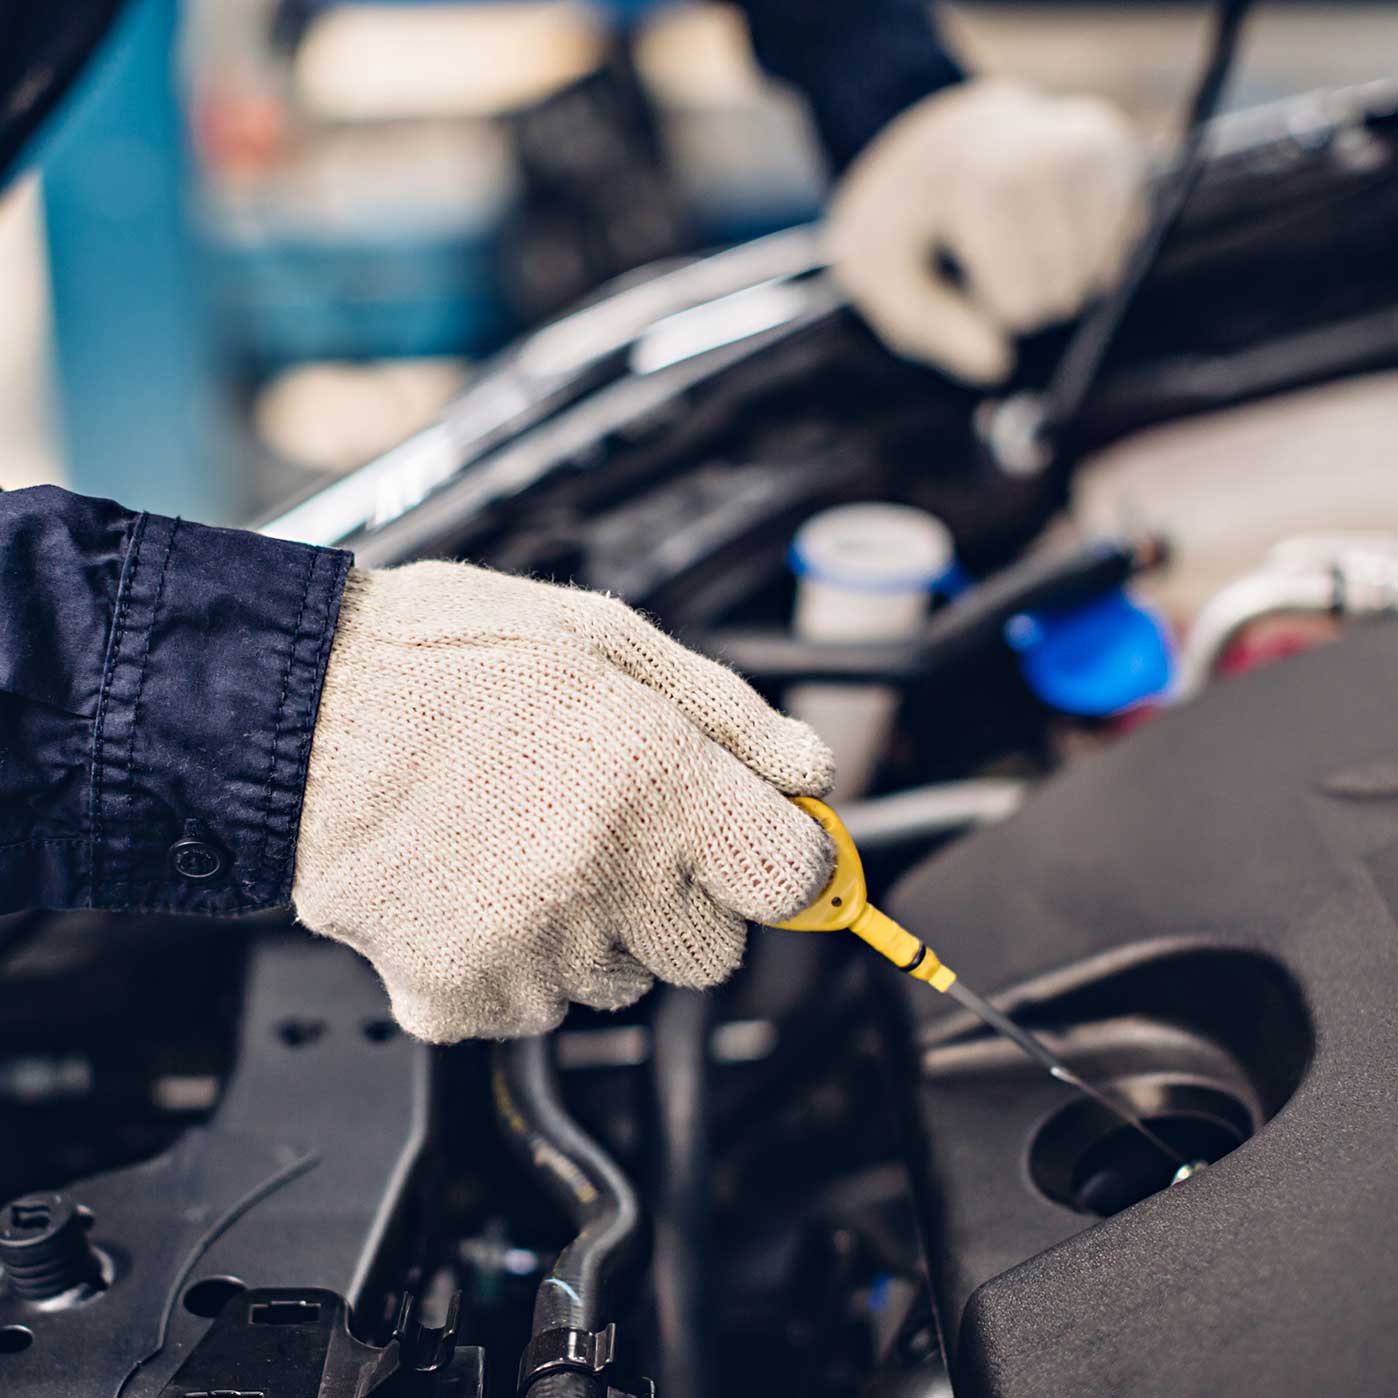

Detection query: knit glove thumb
(292, 563), (836, 1041)
(829, 78), (1145, 384)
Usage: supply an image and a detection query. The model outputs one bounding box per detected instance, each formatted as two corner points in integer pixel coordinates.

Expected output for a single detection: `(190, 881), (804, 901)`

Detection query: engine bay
(5, 78), (1398, 1398)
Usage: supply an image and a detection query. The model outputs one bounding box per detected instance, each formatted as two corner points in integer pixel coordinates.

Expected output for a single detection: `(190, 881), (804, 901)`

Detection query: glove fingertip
(784, 718), (838, 798)
(568, 953), (655, 1013)
(764, 814), (838, 925)
(630, 903), (748, 991)
(704, 785), (837, 927)
(387, 982), (568, 1044)
(745, 714), (837, 797)
(949, 337), (1014, 387)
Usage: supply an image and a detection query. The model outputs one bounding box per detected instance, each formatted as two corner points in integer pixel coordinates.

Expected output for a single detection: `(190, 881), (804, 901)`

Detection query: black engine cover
(887, 619), (1398, 1397)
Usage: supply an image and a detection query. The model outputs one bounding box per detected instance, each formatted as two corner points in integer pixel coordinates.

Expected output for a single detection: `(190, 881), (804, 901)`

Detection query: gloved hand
(828, 78), (1145, 384)
(292, 563), (836, 1042)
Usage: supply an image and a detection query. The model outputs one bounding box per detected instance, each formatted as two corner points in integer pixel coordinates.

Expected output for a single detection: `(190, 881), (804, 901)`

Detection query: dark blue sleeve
(0, 485), (350, 916)
(736, 0), (965, 171)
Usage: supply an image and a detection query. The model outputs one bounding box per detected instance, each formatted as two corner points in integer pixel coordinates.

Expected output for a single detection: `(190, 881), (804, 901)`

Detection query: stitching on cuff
(252, 547), (317, 902)
(279, 550), (344, 892)
(118, 517), (178, 909)
(89, 511), (148, 907)
(0, 836), (90, 853)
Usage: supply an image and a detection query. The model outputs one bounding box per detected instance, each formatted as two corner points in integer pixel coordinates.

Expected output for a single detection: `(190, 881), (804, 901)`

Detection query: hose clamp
(518, 1322), (654, 1395)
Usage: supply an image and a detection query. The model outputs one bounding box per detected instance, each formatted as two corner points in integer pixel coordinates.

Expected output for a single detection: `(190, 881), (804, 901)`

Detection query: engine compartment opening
(1030, 1078), (1254, 1216)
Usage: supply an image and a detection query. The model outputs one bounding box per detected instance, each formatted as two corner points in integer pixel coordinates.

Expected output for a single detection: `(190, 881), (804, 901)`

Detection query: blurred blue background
(4, 0), (1397, 523)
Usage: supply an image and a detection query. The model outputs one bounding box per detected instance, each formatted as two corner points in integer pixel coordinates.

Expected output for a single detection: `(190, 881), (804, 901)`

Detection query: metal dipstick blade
(944, 978), (1186, 1168)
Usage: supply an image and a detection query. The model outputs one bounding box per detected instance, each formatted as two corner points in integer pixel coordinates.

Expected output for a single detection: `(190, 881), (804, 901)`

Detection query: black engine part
(0, 933), (433, 1397)
(884, 619), (1398, 1396)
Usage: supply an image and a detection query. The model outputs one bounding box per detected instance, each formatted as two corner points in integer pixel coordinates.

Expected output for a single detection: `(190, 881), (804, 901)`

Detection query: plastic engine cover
(886, 618), (1398, 1397)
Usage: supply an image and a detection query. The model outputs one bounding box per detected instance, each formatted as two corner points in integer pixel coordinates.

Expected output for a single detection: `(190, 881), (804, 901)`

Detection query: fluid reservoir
(787, 503), (953, 801)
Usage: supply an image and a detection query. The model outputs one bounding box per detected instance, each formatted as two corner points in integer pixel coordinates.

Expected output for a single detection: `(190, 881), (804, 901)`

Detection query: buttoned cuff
(88, 512), (351, 914)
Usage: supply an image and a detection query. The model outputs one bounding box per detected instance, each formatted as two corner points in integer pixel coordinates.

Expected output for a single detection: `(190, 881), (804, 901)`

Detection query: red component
(1218, 616), (1338, 677)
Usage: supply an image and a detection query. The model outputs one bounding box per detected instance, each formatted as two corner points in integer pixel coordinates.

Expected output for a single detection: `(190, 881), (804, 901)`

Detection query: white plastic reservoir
(788, 503), (953, 801)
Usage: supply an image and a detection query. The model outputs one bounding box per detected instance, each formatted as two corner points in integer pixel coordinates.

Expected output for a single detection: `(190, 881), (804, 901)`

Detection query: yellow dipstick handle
(776, 797), (957, 992)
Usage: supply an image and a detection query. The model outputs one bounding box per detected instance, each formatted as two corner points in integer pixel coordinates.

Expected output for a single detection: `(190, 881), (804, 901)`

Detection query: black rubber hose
(1038, 0), (1256, 454)
(713, 958), (869, 1145)
(493, 1036), (646, 1398)
(650, 988), (714, 1398)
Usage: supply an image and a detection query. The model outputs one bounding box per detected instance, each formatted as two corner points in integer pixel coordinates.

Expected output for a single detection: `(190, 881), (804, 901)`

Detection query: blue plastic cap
(1005, 589), (1175, 717)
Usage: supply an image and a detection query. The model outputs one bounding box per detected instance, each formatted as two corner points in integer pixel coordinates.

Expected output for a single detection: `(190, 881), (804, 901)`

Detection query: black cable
(700, 532), (1168, 685)
(1037, 0), (1257, 456)
(650, 988), (714, 1398)
(493, 1036), (646, 1398)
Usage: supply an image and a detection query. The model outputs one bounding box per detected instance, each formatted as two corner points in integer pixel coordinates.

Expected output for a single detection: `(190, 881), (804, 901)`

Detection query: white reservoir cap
(789, 503), (954, 595)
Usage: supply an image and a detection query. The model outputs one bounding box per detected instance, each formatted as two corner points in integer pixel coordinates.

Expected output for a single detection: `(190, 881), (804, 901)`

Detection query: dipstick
(778, 797), (1185, 1169)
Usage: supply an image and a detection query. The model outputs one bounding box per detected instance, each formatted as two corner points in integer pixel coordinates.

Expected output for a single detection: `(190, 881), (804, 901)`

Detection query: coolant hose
(1172, 546), (1398, 702)
(493, 1036), (646, 1398)
(1172, 569), (1337, 700)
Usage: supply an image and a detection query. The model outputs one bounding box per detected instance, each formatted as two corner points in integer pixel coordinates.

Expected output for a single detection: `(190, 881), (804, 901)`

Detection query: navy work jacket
(0, 0), (959, 918)
(742, 0), (961, 170)
(1, 486), (349, 916)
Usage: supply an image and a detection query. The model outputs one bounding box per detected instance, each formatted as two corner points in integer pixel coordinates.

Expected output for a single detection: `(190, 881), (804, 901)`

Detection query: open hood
(0, 0), (126, 183)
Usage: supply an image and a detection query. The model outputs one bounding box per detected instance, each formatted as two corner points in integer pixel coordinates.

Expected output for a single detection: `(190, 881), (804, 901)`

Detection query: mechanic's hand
(292, 564), (835, 1042)
(828, 79), (1145, 384)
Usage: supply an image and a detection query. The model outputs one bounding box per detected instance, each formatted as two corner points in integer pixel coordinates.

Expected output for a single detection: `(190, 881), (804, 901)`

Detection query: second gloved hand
(292, 563), (836, 1041)
(828, 78), (1146, 384)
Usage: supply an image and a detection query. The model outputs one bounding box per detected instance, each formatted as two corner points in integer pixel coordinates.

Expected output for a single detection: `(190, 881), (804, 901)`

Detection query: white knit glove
(828, 78), (1145, 384)
(292, 564), (836, 1042)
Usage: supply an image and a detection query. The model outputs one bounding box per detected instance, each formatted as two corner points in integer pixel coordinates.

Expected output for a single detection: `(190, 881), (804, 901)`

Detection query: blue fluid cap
(1005, 589), (1175, 717)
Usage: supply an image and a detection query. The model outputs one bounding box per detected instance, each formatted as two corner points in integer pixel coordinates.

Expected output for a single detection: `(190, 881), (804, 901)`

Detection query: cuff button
(169, 821), (227, 882)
